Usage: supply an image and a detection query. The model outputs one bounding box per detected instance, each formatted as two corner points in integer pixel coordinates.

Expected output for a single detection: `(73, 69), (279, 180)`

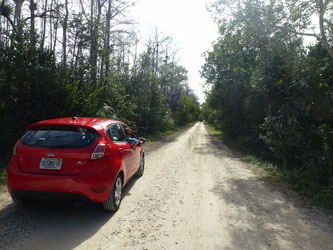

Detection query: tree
(211, 0), (333, 59)
(62, 0), (68, 66)
(282, 0), (333, 59)
(0, 0), (200, 173)
(205, 0), (333, 204)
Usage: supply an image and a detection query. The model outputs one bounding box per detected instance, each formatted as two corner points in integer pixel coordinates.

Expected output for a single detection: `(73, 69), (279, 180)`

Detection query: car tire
(103, 175), (123, 211)
(135, 154), (144, 177)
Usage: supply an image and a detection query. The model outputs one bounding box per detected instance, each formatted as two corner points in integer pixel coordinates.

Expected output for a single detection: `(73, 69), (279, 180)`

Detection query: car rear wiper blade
(48, 144), (87, 149)
(48, 144), (74, 149)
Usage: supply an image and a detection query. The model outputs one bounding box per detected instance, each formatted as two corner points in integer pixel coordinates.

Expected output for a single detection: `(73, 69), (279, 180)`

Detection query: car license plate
(40, 158), (63, 170)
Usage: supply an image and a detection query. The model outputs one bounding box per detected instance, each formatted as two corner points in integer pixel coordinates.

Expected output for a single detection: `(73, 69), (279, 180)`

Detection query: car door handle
(119, 148), (124, 153)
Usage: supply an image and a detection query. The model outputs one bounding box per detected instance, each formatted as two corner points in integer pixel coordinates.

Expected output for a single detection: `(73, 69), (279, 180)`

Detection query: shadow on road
(190, 125), (333, 249)
(208, 154), (333, 249)
(211, 176), (291, 249)
(192, 133), (242, 160)
(0, 176), (140, 250)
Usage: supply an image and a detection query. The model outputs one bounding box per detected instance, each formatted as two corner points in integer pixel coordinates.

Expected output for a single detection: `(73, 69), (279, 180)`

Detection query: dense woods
(1, 0), (332, 207)
(202, 0), (333, 205)
(0, 0), (200, 168)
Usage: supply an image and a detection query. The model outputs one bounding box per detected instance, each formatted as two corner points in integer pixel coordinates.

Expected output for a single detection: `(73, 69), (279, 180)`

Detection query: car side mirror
(138, 137), (146, 145)
(126, 137), (137, 146)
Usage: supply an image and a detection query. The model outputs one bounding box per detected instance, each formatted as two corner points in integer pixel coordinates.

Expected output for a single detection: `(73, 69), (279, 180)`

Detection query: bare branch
(110, 3), (134, 20)
(3, 16), (16, 32)
(23, 9), (56, 21)
(276, 25), (319, 39)
(79, 0), (92, 27)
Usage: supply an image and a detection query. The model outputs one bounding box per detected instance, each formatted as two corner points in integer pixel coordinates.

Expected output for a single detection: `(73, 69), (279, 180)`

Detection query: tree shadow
(192, 133), (242, 160)
(0, 176), (141, 250)
(210, 175), (333, 249)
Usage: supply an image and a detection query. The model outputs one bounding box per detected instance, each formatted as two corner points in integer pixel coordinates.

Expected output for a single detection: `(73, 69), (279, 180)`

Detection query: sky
(130, 0), (219, 103)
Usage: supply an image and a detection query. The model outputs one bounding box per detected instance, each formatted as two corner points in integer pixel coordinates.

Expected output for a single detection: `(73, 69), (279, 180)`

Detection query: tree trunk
(90, 0), (102, 85)
(53, 0), (59, 52)
(14, 0), (25, 23)
(49, 0), (53, 49)
(62, 0), (68, 67)
(319, 0), (333, 59)
(41, 0), (48, 49)
(104, 0), (112, 84)
(29, 0), (35, 34)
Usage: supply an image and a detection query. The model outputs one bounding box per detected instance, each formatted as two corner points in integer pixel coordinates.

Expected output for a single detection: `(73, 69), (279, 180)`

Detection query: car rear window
(21, 125), (100, 149)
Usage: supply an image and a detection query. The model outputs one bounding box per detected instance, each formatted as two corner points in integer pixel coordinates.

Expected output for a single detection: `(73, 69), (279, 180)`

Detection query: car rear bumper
(11, 190), (91, 202)
(8, 157), (116, 203)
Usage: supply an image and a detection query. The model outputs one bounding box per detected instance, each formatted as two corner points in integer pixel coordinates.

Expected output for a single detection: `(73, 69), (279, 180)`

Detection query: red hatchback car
(7, 117), (145, 211)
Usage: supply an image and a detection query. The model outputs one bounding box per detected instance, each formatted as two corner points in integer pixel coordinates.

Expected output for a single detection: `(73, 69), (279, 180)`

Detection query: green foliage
(0, 26), (201, 178)
(204, 0), (333, 206)
(176, 94), (200, 126)
(0, 159), (8, 186)
(209, 124), (333, 209)
(127, 50), (200, 136)
(0, 1), (201, 190)
(0, 31), (103, 163)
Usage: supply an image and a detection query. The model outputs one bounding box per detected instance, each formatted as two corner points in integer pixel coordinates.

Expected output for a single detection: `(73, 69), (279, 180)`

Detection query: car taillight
(13, 141), (19, 157)
(91, 137), (109, 160)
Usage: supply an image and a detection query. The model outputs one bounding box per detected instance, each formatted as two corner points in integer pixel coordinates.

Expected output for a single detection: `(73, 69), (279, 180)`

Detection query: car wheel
(136, 154), (144, 177)
(103, 175), (123, 211)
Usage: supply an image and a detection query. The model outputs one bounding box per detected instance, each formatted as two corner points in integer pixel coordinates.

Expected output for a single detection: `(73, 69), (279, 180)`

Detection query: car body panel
(17, 142), (97, 175)
(7, 117), (144, 204)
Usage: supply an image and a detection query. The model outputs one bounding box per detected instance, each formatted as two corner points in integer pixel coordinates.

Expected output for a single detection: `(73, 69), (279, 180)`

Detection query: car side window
(120, 124), (130, 139)
(107, 124), (126, 142)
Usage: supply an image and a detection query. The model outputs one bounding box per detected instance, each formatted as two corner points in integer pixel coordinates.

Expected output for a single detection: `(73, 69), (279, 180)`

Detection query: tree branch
(276, 25), (319, 39)
(23, 9), (55, 21)
(4, 16), (16, 32)
(79, 0), (92, 28)
(110, 3), (134, 20)
(318, 0), (333, 58)
(0, 1), (17, 32)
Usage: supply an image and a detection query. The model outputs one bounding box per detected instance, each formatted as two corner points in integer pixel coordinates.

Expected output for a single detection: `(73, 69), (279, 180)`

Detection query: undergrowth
(207, 124), (333, 210)
(0, 159), (8, 187)
(0, 123), (194, 189)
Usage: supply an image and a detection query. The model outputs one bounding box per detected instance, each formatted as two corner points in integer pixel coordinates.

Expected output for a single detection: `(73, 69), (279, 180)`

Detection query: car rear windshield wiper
(48, 144), (79, 149)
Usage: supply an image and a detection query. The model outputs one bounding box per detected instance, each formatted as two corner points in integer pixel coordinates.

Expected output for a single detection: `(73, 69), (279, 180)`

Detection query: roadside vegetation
(202, 0), (333, 208)
(0, 166), (6, 186)
(0, 0), (200, 182)
(207, 125), (332, 209)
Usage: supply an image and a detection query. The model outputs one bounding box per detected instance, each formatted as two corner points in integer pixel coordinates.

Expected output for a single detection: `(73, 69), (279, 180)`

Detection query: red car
(7, 117), (145, 211)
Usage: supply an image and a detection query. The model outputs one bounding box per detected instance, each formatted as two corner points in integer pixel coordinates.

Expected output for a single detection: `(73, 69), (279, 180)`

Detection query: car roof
(27, 117), (123, 132)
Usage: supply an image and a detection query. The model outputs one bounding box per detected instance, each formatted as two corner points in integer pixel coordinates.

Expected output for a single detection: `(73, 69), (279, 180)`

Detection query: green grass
(145, 129), (177, 142)
(0, 168), (7, 185)
(145, 123), (194, 142)
(206, 124), (333, 210)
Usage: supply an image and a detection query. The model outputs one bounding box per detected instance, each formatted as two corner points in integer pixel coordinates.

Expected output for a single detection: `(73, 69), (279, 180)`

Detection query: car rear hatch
(17, 125), (101, 175)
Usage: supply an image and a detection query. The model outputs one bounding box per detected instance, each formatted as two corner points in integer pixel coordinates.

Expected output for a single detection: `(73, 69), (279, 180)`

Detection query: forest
(0, 0), (332, 207)
(0, 0), (200, 171)
(202, 0), (333, 206)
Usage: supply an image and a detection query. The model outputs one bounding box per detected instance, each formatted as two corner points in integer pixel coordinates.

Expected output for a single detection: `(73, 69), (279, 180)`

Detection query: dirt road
(1, 122), (333, 250)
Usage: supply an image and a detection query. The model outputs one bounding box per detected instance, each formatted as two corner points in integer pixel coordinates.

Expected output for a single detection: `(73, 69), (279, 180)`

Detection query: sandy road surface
(0, 122), (333, 250)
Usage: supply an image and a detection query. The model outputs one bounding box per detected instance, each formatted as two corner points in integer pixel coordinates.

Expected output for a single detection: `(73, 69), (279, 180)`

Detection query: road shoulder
(205, 123), (333, 223)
